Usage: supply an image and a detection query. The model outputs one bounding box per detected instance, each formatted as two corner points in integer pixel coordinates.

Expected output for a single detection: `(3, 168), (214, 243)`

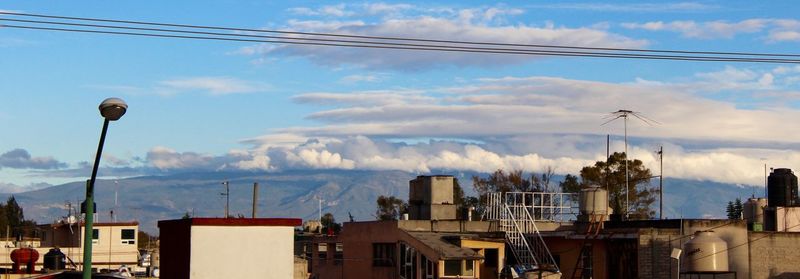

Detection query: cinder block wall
(637, 228), (680, 279)
(749, 232), (800, 278)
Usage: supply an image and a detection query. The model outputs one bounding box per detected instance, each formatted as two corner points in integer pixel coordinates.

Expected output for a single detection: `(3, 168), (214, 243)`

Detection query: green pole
(82, 180), (94, 279)
(83, 118), (110, 279)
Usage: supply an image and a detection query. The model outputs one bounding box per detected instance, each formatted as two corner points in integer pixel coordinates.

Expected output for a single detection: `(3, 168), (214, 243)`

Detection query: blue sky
(2, 1), (800, 191)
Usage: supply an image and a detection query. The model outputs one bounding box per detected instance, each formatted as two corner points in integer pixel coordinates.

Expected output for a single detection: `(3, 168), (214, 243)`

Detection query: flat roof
(158, 217), (302, 227)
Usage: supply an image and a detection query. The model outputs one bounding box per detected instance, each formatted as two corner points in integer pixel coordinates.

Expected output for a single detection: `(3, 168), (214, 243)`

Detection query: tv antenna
(221, 180), (230, 218)
(602, 109), (659, 218)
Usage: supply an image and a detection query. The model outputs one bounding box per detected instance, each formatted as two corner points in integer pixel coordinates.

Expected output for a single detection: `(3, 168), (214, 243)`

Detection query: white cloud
(241, 7), (647, 70)
(288, 4), (355, 17)
(158, 77), (269, 96)
(146, 146), (216, 170)
(528, 2), (717, 12)
(339, 74), (381, 84)
(622, 18), (800, 41)
(364, 3), (414, 15)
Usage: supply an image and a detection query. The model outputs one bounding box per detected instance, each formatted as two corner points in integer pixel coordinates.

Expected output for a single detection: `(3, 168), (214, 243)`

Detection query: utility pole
(252, 182), (259, 218)
(317, 197), (324, 222)
(658, 146), (664, 220)
(221, 181), (229, 218)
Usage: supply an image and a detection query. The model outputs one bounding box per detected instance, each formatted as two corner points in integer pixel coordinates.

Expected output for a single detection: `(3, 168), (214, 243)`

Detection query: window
(121, 229), (135, 245)
(318, 243), (328, 260)
(334, 243), (343, 265)
(372, 243), (395, 267)
(444, 260), (460, 276)
(400, 242), (416, 279)
(443, 259), (475, 278)
(91, 229), (99, 244)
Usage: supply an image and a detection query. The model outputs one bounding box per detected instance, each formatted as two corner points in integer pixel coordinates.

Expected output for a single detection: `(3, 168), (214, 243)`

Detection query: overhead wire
(2, 11), (800, 58)
(2, 12), (800, 64)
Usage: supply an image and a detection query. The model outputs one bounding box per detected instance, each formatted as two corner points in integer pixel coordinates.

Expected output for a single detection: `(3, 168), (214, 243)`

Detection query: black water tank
(768, 168), (799, 207)
(43, 248), (66, 271)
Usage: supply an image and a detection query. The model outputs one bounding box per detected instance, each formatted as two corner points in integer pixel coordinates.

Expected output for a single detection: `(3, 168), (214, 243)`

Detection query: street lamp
(83, 98), (127, 279)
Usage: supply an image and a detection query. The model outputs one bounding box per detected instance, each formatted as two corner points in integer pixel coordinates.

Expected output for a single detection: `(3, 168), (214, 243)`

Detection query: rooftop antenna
(601, 109), (659, 219)
(221, 180), (230, 218)
(112, 180), (118, 222)
(315, 195), (324, 222)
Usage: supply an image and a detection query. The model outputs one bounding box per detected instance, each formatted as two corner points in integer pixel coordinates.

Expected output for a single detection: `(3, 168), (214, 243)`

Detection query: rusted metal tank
(10, 247), (40, 274)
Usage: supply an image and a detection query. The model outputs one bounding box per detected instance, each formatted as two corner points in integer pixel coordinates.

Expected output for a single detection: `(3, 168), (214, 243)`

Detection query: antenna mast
(221, 181), (230, 218)
(602, 109), (658, 219)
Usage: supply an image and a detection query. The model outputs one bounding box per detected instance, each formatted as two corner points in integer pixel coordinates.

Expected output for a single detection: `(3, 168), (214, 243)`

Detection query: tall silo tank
(743, 198), (767, 224)
(579, 187), (608, 215)
(768, 168), (798, 207)
(683, 231), (729, 272)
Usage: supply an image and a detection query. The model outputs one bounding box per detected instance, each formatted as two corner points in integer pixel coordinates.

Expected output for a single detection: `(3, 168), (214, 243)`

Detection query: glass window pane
(464, 260), (474, 276)
(444, 260), (461, 276)
(121, 229), (135, 240)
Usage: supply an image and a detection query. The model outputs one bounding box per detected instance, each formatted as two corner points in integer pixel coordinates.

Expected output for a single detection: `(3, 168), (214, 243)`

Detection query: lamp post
(83, 98), (127, 279)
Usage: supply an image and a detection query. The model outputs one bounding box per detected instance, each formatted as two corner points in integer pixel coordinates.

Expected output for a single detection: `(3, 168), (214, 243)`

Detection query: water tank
(743, 198), (767, 224)
(579, 187), (608, 215)
(683, 231), (729, 272)
(768, 168), (798, 207)
(10, 248), (39, 274)
(43, 248), (66, 271)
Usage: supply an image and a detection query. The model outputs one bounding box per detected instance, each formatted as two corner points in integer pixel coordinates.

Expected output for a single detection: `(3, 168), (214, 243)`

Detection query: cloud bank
(80, 65), (800, 186)
(240, 5), (647, 70)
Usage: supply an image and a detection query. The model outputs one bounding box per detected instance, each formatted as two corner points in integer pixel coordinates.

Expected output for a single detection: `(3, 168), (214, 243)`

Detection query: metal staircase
(486, 192), (571, 273)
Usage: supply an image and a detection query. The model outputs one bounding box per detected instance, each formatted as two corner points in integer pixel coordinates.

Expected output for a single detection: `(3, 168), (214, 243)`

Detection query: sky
(2, 1), (800, 192)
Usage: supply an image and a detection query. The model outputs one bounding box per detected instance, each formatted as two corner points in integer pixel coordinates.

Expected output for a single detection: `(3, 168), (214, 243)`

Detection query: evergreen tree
(733, 198), (743, 219)
(726, 201), (736, 219)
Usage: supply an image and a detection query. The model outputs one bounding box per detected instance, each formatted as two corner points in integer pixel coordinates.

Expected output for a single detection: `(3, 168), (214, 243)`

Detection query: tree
(565, 152), (658, 219)
(726, 198), (743, 219)
(726, 201), (736, 219)
(472, 169), (532, 198)
(734, 198), (743, 219)
(375, 195), (407, 221)
(531, 166), (556, 192)
(559, 174), (582, 194)
(321, 212), (342, 234)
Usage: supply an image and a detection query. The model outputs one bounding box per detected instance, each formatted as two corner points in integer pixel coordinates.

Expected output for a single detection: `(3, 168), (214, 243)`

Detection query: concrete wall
(159, 218), (300, 279)
(682, 219), (750, 279)
(409, 176), (456, 220)
(772, 207), (800, 232)
(748, 232), (800, 279)
(189, 225), (294, 279)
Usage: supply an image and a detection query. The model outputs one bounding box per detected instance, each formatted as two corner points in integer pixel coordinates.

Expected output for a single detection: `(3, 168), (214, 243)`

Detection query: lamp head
(99, 98), (127, 121)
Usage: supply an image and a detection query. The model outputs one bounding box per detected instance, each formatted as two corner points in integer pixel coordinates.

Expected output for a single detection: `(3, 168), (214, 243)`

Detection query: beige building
(0, 221), (140, 272)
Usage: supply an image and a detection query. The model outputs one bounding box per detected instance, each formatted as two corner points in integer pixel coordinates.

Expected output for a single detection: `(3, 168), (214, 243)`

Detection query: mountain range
(8, 170), (761, 234)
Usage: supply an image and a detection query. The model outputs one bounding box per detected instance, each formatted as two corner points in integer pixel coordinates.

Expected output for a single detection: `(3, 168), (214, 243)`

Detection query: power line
(6, 18), (800, 64)
(2, 11), (800, 58)
(2, 13), (800, 64)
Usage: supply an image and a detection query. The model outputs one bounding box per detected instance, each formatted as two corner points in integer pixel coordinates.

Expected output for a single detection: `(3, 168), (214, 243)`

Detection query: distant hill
(8, 170), (761, 234)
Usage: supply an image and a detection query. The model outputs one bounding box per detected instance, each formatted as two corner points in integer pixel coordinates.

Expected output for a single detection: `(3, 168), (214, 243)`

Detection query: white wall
(189, 226), (294, 279)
